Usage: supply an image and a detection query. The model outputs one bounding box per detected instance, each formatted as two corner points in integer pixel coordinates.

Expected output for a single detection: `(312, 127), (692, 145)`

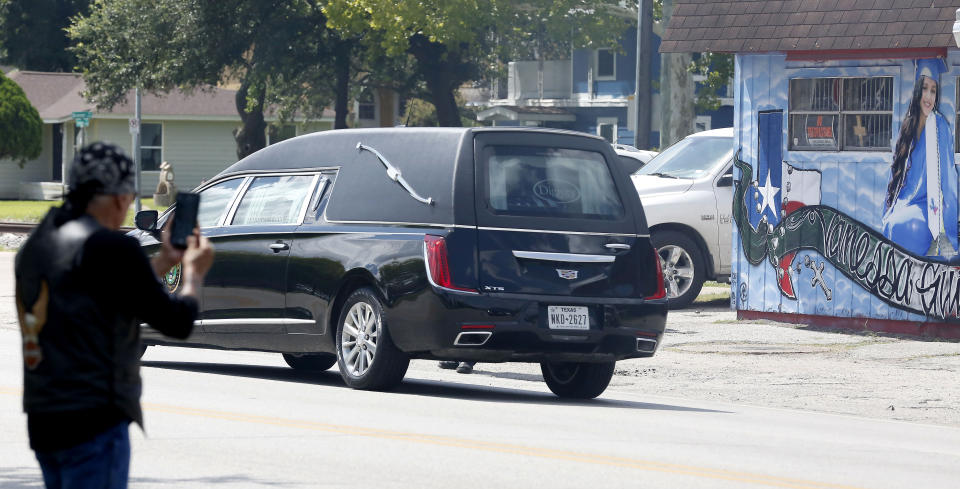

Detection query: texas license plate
(547, 306), (590, 330)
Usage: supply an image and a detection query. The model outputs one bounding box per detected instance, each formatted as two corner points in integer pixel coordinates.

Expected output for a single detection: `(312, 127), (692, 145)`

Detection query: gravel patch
(0, 233), (26, 251)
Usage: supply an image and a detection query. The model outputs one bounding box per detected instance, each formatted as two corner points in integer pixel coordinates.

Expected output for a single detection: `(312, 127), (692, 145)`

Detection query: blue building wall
(732, 51), (960, 326)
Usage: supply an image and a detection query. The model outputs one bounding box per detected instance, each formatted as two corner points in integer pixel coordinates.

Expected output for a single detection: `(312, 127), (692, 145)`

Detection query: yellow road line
(2, 386), (868, 489)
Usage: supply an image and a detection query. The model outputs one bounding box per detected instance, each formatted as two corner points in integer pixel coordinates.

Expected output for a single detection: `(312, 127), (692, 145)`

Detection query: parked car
(613, 143), (658, 175)
(631, 127), (734, 308)
(135, 127), (668, 399)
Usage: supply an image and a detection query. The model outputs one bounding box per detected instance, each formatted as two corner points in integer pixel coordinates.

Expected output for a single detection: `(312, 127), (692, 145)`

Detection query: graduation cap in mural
(916, 57), (947, 83)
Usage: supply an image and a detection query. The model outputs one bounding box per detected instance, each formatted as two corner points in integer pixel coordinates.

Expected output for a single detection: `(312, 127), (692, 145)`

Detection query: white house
(1, 71), (335, 200)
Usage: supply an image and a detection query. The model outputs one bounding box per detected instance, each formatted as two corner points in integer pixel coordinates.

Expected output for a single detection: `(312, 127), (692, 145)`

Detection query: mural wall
(732, 53), (960, 323)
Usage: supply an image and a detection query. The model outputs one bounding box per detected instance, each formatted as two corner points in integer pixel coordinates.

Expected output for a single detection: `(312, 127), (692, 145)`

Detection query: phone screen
(171, 192), (200, 249)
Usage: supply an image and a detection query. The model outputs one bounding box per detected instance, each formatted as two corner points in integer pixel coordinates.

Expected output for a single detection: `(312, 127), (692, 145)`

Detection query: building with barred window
(662, 0), (960, 338)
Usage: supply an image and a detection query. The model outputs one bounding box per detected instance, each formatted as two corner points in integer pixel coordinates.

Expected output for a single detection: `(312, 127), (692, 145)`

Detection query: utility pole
(133, 87), (142, 214)
(634, 0), (652, 149)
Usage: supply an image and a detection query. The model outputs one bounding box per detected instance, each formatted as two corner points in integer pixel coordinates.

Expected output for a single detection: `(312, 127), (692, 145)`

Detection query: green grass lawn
(0, 199), (170, 227)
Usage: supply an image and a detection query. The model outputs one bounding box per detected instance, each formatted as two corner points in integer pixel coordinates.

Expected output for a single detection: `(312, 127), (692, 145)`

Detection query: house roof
(659, 0), (960, 54)
(7, 71), (334, 123)
(476, 105), (576, 122)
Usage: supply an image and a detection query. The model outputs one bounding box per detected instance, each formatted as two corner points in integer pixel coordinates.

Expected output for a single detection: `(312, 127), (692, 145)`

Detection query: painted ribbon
(734, 153), (960, 321)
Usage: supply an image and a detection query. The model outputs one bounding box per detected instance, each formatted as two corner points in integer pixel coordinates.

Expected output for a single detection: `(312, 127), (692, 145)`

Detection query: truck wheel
(335, 287), (409, 390)
(540, 361), (615, 399)
(651, 230), (705, 309)
(282, 353), (337, 371)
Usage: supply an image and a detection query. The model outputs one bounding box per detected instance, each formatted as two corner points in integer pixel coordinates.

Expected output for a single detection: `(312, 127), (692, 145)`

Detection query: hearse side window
(231, 175), (314, 226)
(197, 178), (244, 228)
(485, 146), (624, 219)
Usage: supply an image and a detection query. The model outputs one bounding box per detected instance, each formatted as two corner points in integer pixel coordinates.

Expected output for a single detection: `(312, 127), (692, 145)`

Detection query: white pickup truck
(631, 127), (734, 308)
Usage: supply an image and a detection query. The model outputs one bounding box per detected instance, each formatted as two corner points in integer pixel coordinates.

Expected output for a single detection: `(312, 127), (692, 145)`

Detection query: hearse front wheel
(540, 361), (615, 399)
(335, 287), (409, 390)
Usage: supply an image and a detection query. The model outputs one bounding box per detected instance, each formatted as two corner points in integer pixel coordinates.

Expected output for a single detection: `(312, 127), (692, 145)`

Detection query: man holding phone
(15, 142), (214, 489)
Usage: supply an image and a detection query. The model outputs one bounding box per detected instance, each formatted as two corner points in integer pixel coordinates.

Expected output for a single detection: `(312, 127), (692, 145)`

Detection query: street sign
(129, 118), (140, 134)
(72, 110), (92, 128)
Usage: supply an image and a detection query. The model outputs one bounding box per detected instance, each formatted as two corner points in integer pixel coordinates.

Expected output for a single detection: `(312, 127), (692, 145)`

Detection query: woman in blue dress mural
(883, 58), (959, 260)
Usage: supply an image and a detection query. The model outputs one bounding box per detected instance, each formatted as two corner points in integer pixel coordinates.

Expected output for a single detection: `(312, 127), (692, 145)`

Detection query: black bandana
(68, 142), (136, 195)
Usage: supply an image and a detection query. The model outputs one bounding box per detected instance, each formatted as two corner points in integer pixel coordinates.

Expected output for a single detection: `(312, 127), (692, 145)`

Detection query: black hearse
(135, 127), (667, 398)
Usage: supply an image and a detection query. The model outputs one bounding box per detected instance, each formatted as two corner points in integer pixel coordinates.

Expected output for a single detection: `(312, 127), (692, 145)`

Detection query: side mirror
(135, 210), (161, 240)
(717, 175), (733, 187)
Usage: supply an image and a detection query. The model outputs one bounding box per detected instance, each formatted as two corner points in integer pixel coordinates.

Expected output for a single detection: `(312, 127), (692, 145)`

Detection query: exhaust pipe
(636, 338), (657, 353)
(454, 331), (492, 346)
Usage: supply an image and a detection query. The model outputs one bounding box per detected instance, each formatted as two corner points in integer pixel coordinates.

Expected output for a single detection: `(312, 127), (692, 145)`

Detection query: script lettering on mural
(734, 152), (960, 320)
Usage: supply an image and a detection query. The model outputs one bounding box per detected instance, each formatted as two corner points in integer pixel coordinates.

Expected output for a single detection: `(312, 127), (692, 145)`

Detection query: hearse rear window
(485, 146), (624, 219)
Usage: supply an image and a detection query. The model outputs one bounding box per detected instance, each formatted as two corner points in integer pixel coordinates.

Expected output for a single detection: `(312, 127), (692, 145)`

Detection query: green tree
(0, 71), (42, 165)
(325, 0), (629, 127)
(69, 0), (338, 159)
(0, 0), (89, 71)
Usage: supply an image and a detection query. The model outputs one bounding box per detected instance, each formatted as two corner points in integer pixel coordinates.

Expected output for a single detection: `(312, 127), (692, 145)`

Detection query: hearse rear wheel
(335, 287), (409, 390)
(540, 360), (615, 399)
(282, 353), (337, 371)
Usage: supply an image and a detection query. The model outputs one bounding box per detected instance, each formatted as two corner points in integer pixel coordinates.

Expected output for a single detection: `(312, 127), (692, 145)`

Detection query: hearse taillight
(424, 235), (477, 293)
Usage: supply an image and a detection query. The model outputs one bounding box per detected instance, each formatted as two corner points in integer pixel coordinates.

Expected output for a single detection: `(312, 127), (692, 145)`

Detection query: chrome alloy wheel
(658, 244), (695, 300)
(340, 301), (380, 376)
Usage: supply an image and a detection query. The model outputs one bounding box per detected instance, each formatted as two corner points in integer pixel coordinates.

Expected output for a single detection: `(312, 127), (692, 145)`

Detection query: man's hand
(179, 228), (214, 298)
(150, 217), (184, 278)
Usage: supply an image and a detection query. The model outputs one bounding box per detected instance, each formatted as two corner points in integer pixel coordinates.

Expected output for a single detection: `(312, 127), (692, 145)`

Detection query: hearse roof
(214, 127), (608, 226)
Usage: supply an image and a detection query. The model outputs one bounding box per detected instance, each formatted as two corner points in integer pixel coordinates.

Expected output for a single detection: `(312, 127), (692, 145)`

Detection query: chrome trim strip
(454, 331), (492, 346)
(296, 174), (322, 225)
(198, 318), (316, 327)
(423, 242), (481, 295)
(512, 250), (616, 263)
(322, 217), (455, 228)
(604, 243), (631, 250)
(479, 226), (644, 238)
(357, 142), (434, 205)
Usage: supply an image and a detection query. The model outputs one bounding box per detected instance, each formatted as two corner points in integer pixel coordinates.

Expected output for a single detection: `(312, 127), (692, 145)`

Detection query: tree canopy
(324, 0), (631, 126)
(0, 0), (89, 71)
(69, 0), (336, 159)
(0, 71), (43, 165)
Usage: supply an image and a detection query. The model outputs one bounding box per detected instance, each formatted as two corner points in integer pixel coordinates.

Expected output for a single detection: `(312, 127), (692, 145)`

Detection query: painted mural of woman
(882, 57), (959, 260)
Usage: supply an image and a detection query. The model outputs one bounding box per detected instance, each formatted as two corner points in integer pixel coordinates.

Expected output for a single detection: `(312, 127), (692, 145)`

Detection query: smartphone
(170, 192), (200, 250)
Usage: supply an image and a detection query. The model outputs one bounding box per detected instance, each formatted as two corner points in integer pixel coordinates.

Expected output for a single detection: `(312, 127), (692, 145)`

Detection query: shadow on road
(143, 360), (727, 414)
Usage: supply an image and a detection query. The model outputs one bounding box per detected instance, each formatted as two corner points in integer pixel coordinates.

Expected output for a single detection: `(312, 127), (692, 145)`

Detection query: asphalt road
(2, 252), (960, 488)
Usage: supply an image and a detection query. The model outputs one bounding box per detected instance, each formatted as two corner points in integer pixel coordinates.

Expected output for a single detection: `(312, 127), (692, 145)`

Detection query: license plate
(547, 306), (590, 330)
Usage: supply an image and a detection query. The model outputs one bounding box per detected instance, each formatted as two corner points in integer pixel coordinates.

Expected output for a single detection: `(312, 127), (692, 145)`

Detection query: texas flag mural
(777, 163), (823, 298)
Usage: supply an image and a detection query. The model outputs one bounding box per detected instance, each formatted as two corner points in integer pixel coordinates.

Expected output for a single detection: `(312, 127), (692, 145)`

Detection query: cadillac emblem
(164, 263), (182, 293)
(556, 269), (578, 280)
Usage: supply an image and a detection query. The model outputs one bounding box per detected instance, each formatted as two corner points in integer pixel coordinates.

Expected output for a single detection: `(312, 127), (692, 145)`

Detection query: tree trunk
(659, 0), (696, 148)
(233, 79), (267, 160)
(408, 35), (462, 127)
(333, 40), (351, 129)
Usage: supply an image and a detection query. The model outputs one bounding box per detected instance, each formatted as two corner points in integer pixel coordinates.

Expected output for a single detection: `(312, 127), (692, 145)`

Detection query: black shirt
(18, 214), (198, 452)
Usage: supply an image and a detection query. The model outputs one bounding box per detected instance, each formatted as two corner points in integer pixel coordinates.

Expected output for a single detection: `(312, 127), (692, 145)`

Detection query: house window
(596, 49), (616, 80)
(788, 77), (893, 151)
(268, 124), (296, 145)
(358, 89), (376, 120)
(597, 117), (618, 143)
(141, 123), (163, 171)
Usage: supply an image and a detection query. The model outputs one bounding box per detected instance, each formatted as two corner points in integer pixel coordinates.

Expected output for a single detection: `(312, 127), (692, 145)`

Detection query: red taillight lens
(646, 248), (666, 300)
(424, 235), (477, 293)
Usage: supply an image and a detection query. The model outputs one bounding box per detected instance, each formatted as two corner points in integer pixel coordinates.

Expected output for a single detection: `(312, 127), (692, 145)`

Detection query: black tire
(540, 361), (615, 399)
(335, 287), (409, 390)
(282, 353), (337, 371)
(651, 230), (705, 309)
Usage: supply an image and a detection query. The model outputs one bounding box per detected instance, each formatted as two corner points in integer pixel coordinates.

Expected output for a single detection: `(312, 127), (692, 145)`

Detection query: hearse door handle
(604, 243), (631, 250)
(269, 242), (289, 252)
